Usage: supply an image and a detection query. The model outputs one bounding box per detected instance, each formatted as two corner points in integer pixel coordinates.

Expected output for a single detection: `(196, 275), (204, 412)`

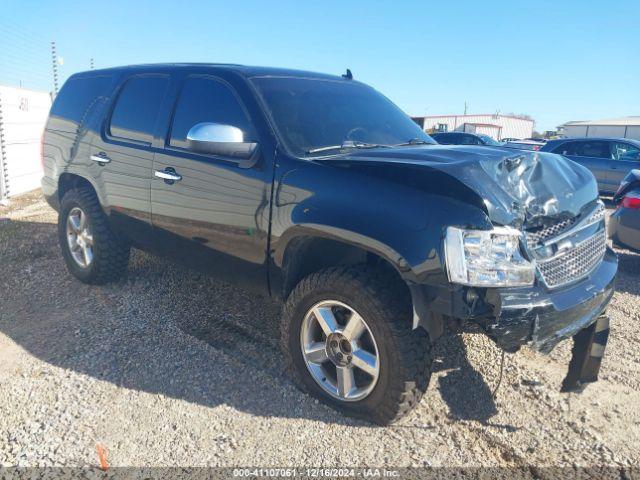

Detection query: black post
(51, 41), (59, 94)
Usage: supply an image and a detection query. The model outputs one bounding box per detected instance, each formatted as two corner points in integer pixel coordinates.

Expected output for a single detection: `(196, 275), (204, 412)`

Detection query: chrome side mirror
(186, 122), (258, 161)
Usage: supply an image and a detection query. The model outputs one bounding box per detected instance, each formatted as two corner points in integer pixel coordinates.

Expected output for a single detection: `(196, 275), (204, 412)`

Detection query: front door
(150, 75), (273, 293)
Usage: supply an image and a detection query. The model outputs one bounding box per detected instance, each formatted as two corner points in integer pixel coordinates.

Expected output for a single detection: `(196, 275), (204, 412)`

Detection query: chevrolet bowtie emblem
(557, 238), (574, 253)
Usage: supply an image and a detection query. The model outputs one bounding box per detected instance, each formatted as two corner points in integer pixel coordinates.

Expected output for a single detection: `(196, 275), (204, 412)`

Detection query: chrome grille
(587, 200), (606, 224)
(525, 201), (607, 289)
(536, 228), (607, 288)
(526, 217), (577, 249)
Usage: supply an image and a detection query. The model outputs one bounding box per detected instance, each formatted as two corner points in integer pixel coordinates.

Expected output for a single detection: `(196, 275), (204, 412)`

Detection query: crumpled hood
(325, 145), (599, 228)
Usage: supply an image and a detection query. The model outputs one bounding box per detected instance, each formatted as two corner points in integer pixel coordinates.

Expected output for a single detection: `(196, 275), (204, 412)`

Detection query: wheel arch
(273, 230), (445, 341)
(276, 233), (405, 298)
(58, 173), (98, 202)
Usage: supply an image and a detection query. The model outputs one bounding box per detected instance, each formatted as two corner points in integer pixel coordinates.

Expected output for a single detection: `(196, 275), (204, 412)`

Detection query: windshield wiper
(306, 140), (389, 154)
(393, 138), (433, 147)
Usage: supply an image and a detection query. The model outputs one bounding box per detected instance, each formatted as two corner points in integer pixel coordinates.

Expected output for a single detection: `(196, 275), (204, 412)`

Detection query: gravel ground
(0, 190), (639, 469)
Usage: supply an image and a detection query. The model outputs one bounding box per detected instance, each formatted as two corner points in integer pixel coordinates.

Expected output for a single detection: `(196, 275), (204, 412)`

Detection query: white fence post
(0, 90), (9, 205)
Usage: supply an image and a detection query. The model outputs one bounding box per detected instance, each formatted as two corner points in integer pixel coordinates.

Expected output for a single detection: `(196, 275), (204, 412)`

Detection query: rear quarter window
(49, 75), (115, 132)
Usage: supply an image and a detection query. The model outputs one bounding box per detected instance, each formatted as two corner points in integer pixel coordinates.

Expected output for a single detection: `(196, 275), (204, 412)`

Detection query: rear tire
(281, 265), (432, 425)
(58, 188), (130, 284)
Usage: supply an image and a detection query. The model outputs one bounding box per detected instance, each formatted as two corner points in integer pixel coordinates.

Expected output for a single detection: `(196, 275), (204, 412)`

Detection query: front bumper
(484, 247), (617, 353)
(411, 247), (616, 393)
(413, 247), (617, 354)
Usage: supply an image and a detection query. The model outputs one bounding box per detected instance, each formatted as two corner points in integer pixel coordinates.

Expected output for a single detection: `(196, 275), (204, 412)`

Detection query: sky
(1, 0), (638, 131)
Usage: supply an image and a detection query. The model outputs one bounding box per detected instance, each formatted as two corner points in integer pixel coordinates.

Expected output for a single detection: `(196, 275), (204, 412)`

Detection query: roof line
(563, 117), (640, 126)
(412, 114), (534, 122)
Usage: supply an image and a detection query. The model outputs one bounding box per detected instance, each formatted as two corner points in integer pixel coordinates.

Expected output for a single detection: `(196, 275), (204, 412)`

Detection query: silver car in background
(541, 138), (640, 194)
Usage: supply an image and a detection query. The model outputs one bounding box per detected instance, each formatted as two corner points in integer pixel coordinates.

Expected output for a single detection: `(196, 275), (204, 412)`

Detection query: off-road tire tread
(281, 265), (432, 425)
(59, 188), (130, 284)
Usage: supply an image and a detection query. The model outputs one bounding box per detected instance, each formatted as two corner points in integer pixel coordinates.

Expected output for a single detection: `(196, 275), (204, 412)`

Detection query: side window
(50, 75), (114, 125)
(109, 75), (169, 144)
(435, 133), (455, 144)
(459, 134), (478, 145)
(169, 77), (254, 149)
(612, 142), (640, 161)
(552, 141), (577, 155)
(575, 141), (610, 159)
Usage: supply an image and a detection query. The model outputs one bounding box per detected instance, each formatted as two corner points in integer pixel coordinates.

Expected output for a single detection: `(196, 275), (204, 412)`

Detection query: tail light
(621, 195), (640, 209)
(40, 131), (45, 171)
(532, 145), (541, 151)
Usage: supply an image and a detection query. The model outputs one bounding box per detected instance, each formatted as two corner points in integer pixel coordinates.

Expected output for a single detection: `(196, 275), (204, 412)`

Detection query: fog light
(465, 288), (480, 305)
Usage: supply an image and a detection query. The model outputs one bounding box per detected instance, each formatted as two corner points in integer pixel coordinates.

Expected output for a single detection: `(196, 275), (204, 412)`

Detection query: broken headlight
(444, 226), (535, 287)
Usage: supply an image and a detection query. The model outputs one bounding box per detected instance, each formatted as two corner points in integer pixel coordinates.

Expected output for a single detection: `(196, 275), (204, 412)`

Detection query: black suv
(42, 64), (617, 424)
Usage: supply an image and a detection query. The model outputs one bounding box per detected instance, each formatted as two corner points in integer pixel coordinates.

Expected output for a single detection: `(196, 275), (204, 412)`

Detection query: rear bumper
(41, 176), (59, 211)
(609, 207), (640, 251)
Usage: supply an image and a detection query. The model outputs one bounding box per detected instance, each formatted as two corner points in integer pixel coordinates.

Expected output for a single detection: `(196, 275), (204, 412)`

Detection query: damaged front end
(415, 149), (618, 393)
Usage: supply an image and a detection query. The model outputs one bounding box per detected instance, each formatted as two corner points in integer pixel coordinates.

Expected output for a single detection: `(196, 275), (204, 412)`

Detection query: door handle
(90, 153), (111, 164)
(154, 168), (182, 182)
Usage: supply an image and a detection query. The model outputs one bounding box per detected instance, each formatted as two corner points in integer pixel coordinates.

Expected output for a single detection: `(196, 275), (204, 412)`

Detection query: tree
(506, 112), (536, 128)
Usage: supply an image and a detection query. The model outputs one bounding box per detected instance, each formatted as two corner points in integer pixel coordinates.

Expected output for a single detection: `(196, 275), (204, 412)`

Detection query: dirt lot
(0, 190), (639, 469)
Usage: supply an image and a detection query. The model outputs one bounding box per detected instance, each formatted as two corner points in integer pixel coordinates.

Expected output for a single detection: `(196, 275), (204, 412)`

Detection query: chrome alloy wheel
(300, 300), (380, 401)
(66, 207), (94, 268)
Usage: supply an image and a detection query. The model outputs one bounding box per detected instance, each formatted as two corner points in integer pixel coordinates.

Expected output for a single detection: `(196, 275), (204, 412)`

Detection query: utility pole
(90, 58), (94, 70)
(463, 101), (468, 115)
(50, 41), (59, 94)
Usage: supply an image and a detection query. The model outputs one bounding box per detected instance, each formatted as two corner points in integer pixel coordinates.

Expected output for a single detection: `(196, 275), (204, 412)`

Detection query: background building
(0, 85), (51, 203)
(411, 114), (534, 141)
(559, 117), (640, 140)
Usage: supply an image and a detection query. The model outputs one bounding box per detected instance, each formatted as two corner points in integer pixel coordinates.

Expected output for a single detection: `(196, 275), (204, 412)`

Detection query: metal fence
(0, 18), (53, 202)
(0, 17), (52, 93)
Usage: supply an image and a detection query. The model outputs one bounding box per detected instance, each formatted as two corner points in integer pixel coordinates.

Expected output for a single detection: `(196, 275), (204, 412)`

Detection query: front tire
(281, 265), (432, 425)
(58, 188), (130, 284)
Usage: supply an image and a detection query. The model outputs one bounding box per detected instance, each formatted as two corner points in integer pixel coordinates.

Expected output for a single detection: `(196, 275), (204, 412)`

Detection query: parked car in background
(502, 139), (545, 151)
(430, 132), (502, 146)
(500, 137), (520, 143)
(609, 169), (640, 251)
(541, 138), (640, 194)
(524, 137), (547, 143)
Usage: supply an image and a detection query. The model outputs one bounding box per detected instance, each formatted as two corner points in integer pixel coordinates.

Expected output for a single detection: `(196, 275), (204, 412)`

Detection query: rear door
(553, 140), (611, 192)
(610, 141), (640, 189)
(150, 74), (273, 293)
(91, 73), (170, 247)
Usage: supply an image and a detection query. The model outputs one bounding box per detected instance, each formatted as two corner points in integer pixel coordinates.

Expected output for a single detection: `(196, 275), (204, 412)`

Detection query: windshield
(251, 77), (435, 157)
(477, 134), (502, 146)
